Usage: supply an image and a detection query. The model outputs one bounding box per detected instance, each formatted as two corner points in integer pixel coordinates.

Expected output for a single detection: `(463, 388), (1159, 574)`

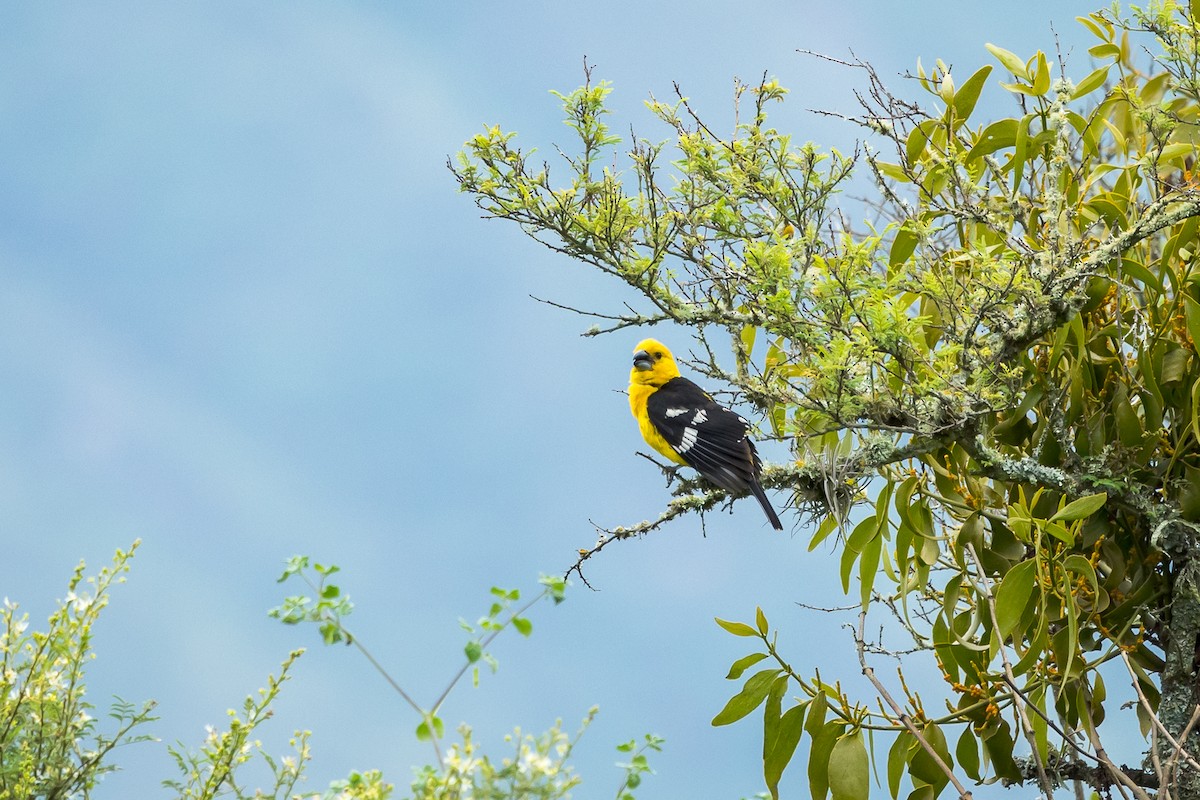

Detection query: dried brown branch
(854, 611), (974, 800)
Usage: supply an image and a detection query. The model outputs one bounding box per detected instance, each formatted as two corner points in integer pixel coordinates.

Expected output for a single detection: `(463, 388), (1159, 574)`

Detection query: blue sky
(0, 3), (1107, 797)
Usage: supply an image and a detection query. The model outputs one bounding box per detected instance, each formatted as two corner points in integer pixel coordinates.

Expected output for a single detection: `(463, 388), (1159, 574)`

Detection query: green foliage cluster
(270, 558), (663, 800)
(1, 547), (659, 800)
(0, 541), (155, 798)
(162, 650), (311, 799)
(454, 3), (1200, 797)
(409, 716), (591, 800)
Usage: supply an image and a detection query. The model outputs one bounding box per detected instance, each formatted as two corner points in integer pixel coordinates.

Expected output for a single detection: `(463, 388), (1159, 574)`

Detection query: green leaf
(1072, 65), (1111, 99)
(763, 674), (788, 755)
(1011, 113), (1032, 193)
(828, 730), (869, 800)
(981, 719), (1021, 781)
(986, 43), (1028, 77)
(740, 323), (757, 355)
(764, 703), (807, 800)
(965, 118), (1019, 162)
(955, 726), (981, 780)
(805, 691), (828, 736)
(726, 652), (770, 680)
(1089, 42), (1122, 59)
(809, 512), (840, 550)
(711, 668), (783, 726)
(995, 560), (1037, 640)
(860, 529), (883, 609)
(951, 65), (993, 122)
(889, 224), (919, 268)
(905, 120), (937, 165)
(1181, 462), (1200, 521)
(416, 716), (444, 742)
(1184, 294), (1200, 353)
(1162, 346), (1190, 384)
(715, 617), (760, 637)
(1043, 520), (1076, 546)
(873, 161), (910, 183)
(511, 616), (533, 637)
(464, 640), (483, 663)
(1159, 142), (1196, 166)
(278, 554), (309, 582)
(807, 722), (844, 800)
(908, 722), (952, 791)
(1031, 52), (1051, 95)
(887, 731), (915, 799)
(1050, 492), (1108, 521)
(756, 606), (769, 635)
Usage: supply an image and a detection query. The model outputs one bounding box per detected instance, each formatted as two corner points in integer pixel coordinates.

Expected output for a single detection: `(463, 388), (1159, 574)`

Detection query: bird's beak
(632, 349), (653, 371)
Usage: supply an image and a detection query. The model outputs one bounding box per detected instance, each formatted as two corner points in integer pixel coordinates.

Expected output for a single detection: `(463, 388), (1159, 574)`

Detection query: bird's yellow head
(630, 338), (682, 386)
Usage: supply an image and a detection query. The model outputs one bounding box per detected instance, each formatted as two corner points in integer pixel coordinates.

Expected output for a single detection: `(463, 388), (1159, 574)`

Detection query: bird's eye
(654, 351), (662, 358)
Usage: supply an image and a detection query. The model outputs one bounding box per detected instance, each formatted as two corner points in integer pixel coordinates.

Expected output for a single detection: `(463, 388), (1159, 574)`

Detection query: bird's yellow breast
(628, 383), (687, 465)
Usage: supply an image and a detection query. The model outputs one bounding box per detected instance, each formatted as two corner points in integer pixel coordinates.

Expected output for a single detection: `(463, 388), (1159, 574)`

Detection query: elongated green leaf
(740, 323), (757, 356)
(905, 119), (937, 166)
(1043, 520), (1076, 546)
(887, 730), (915, 799)
(715, 617), (759, 637)
(763, 673), (789, 761)
(726, 652), (769, 680)
(995, 560), (1037, 639)
(966, 118), (1019, 163)
(828, 730), (869, 800)
(1031, 52), (1051, 95)
(1184, 294), (1200, 353)
(712, 668), (783, 726)
(1050, 492), (1108, 521)
(1162, 346), (1189, 385)
(1181, 463), (1200, 521)
(859, 530), (883, 609)
(804, 690), (828, 737)
(889, 224), (919, 267)
(956, 726), (981, 780)
(809, 513), (840, 550)
(1028, 685), (1049, 764)
(952, 65), (993, 122)
(874, 161), (910, 183)
(764, 703), (807, 800)
(983, 719), (1021, 780)
(986, 43), (1028, 77)
(1159, 142), (1196, 166)
(1011, 113), (1031, 193)
(808, 721), (844, 800)
(908, 722), (952, 791)
(1072, 64), (1111, 99)
(756, 606), (769, 635)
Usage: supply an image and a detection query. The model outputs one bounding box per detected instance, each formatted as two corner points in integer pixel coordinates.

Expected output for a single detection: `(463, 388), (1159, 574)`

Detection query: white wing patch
(678, 426), (698, 452)
(692, 409), (708, 424)
(666, 407), (689, 418)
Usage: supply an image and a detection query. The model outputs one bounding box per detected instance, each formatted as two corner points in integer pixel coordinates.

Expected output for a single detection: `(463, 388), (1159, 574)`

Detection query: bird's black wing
(645, 377), (761, 494)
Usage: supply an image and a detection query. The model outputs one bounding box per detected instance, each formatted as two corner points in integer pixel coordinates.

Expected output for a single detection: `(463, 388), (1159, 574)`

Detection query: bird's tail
(750, 480), (783, 531)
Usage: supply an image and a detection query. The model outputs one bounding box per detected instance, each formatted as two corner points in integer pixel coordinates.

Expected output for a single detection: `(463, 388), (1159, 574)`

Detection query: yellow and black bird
(628, 338), (783, 530)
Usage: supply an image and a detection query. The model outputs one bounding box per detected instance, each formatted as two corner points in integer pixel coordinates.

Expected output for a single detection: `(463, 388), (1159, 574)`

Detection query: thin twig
(854, 611), (974, 800)
(1121, 650), (1200, 776)
(965, 544), (1054, 800)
